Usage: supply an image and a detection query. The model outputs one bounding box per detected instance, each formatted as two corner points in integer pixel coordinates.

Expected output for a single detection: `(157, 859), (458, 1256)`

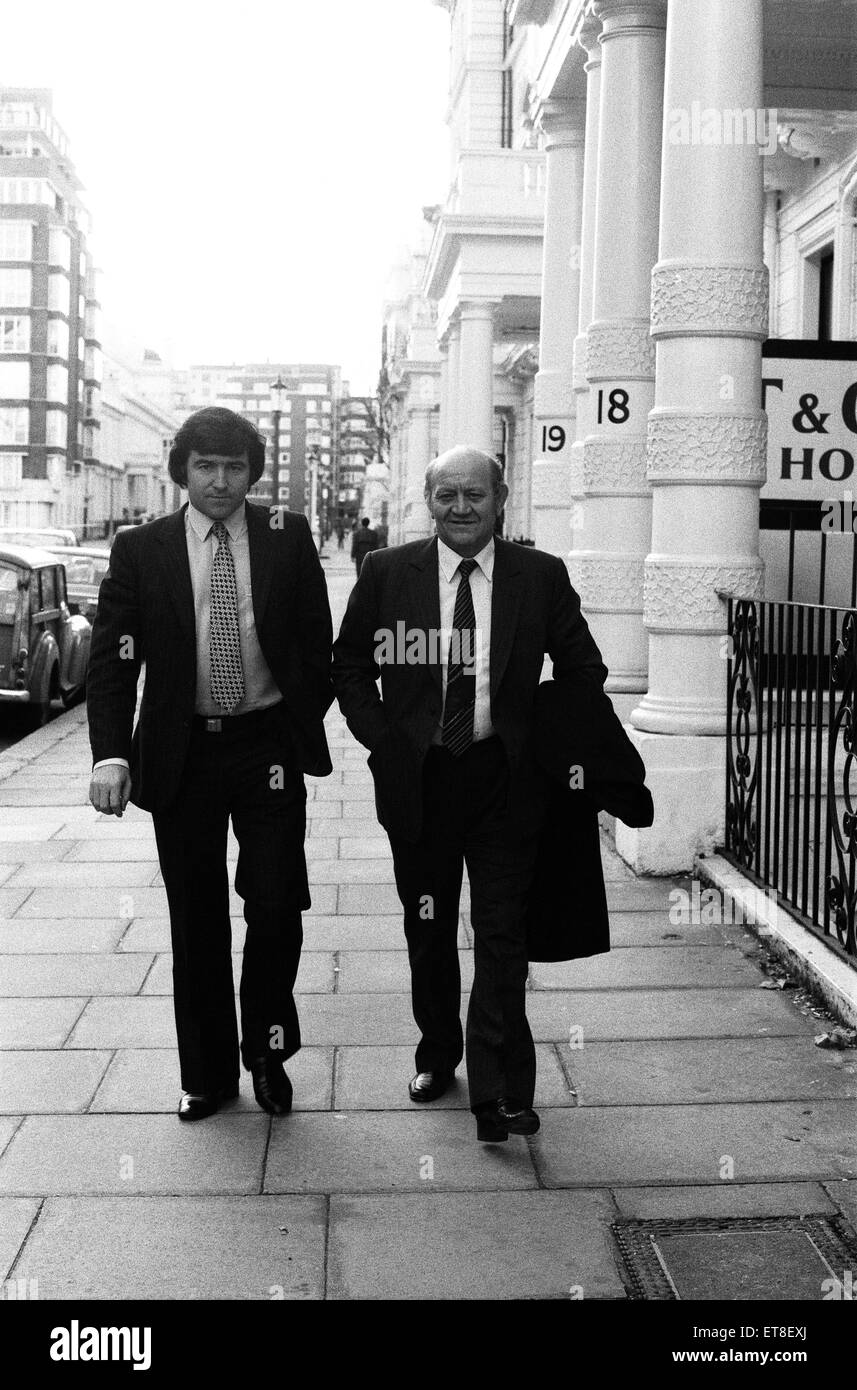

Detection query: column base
(614, 727), (725, 875)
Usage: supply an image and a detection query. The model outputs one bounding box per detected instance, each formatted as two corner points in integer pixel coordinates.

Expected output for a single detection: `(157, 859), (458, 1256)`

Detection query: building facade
(384, 0), (857, 888)
(185, 362), (342, 537)
(0, 88), (107, 537)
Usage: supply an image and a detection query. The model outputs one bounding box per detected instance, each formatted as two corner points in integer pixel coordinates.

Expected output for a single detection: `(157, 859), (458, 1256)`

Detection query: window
(819, 250), (834, 342)
(0, 456), (22, 488)
(0, 565), (18, 624)
(0, 406), (28, 443)
(38, 568), (57, 611)
(46, 364), (68, 403)
(0, 178), (53, 205)
(48, 227), (71, 270)
(45, 409), (67, 446)
(0, 361), (29, 397)
(0, 316), (29, 352)
(47, 274), (70, 314)
(0, 268), (31, 306)
(46, 318), (68, 356)
(0, 221), (32, 261)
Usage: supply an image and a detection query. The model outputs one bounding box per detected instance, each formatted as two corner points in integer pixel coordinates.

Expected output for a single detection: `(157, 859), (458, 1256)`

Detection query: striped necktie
(209, 521), (245, 713)
(441, 558), (478, 757)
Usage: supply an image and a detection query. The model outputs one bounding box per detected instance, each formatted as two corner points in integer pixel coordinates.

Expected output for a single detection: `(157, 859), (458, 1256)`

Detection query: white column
(443, 318), (462, 450)
(620, 0), (768, 873)
(403, 401), (434, 541)
(571, 0), (667, 724)
(437, 340), (452, 453)
(457, 299), (498, 453)
(531, 99), (587, 555)
(570, 12), (604, 562)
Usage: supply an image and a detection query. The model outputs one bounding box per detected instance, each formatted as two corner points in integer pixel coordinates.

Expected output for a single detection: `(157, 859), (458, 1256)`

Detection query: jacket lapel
(490, 537), (524, 701)
(155, 505), (195, 643)
(245, 502), (275, 630)
(408, 537), (442, 693)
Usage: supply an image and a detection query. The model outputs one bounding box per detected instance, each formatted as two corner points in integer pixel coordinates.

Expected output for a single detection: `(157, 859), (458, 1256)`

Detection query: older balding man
(332, 446), (608, 1142)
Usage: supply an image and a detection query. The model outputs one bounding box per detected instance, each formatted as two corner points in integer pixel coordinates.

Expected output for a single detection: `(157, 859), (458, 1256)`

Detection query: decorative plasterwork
(568, 555), (646, 611)
(582, 437), (649, 494)
(586, 319), (656, 380)
(647, 412), (767, 485)
(651, 263), (769, 339)
(644, 559), (764, 632)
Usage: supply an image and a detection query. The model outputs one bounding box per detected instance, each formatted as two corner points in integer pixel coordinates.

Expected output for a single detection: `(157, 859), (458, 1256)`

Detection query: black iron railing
(722, 594), (857, 964)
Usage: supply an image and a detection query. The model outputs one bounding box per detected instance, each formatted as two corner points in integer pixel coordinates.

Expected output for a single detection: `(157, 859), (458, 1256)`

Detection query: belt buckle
(204, 717), (222, 733)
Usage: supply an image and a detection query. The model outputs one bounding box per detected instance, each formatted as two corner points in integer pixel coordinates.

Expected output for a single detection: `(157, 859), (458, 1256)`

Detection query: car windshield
(0, 565), (19, 624)
(63, 555), (109, 586)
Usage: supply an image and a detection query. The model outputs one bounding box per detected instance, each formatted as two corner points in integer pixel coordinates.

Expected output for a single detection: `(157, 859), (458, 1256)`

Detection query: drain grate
(612, 1214), (857, 1301)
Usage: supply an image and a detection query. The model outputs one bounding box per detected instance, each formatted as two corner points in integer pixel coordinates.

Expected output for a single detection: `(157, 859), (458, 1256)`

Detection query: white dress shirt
(433, 536), (494, 745)
(93, 501), (281, 770)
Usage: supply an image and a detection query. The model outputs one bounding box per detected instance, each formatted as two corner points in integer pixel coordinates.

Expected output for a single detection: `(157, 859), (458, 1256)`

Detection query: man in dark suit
(351, 517), (379, 577)
(332, 445), (608, 1143)
(87, 407), (333, 1121)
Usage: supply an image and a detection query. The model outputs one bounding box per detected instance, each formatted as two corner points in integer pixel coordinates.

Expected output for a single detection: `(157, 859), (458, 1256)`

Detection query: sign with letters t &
(761, 341), (857, 501)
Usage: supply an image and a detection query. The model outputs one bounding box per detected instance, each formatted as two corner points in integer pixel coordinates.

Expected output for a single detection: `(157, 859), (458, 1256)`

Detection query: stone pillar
(443, 318), (462, 450)
(403, 401), (434, 540)
(570, 12), (604, 564)
(457, 299), (497, 453)
(437, 340), (452, 453)
(571, 0), (667, 724)
(531, 100), (587, 556)
(620, 0), (768, 873)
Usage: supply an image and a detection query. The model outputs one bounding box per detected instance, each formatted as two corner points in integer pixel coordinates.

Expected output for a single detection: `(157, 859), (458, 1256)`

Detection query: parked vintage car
(0, 527), (78, 549)
(0, 545), (91, 722)
(46, 545), (110, 623)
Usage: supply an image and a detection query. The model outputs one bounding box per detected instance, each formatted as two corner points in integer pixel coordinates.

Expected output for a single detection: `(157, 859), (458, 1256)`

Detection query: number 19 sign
(537, 421), (571, 460)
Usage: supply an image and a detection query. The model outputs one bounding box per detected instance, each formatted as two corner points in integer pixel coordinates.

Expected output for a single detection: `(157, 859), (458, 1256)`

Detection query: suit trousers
(152, 704), (308, 1094)
(388, 737), (540, 1109)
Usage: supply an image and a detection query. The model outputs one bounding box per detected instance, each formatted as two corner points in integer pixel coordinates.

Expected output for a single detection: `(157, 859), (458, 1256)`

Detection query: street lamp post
(269, 375), (288, 511)
(306, 419), (323, 552)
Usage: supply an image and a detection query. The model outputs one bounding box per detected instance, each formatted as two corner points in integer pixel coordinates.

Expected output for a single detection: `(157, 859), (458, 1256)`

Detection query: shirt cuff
(92, 758), (130, 771)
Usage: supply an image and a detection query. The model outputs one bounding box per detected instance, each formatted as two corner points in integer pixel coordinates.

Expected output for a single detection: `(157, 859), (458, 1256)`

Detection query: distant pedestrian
(351, 516), (379, 577)
(336, 521), (345, 550)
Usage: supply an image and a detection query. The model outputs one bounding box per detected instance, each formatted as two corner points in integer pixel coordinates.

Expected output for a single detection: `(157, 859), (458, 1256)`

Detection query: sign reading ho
(761, 341), (857, 501)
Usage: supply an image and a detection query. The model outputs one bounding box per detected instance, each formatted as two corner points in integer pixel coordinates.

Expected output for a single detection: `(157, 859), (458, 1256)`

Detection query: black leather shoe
(177, 1084), (239, 1122)
(250, 1057), (293, 1115)
(408, 1070), (454, 1103)
(498, 1100), (540, 1135)
(473, 1101), (509, 1143)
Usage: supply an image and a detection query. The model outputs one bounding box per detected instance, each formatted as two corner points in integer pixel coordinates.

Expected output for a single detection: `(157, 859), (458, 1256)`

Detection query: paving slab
(0, 1114), (269, 1194)
(4, 860), (158, 887)
(337, 949), (474, 993)
(0, 1051), (109, 1114)
(0, 999), (85, 1048)
(0, 824), (66, 842)
(117, 917), (248, 952)
(0, 789), (93, 806)
(140, 950), (334, 995)
(328, 1190), (624, 1300)
(611, 1182), (839, 1220)
(297, 994), (421, 1046)
(305, 860), (396, 884)
(338, 838), (395, 859)
(0, 919), (127, 953)
(531, 1101), (857, 1187)
(339, 884), (403, 915)
(52, 820), (158, 840)
(304, 801), (343, 819)
(301, 917), (431, 950)
(0, 841), (73, 863)
(607, 914), (728, 947)
(89, 1047), (334, 1113)
(0, 1117), (22, 1158)
(0, 953), (153, 996)
(63, 840), (161, 862)
(333, 1043), (571, 1110)
(823, 1179), (857, 1233)
(0, 1198), (41, 1282)
(310, 817), (385, 837)
(563, 1037), (857, 1106)
(525, 988), (815, 1042)
(65, 998), (178, 1049)
(264, 1111), (538, 1193)
(5, 1195), (327, 1299)
(16, 887), (170, 919)
(529, 946), (760, 991)
(0, 889), (36, 920)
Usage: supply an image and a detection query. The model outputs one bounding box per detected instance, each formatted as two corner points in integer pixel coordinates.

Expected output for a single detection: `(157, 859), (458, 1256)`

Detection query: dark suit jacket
(331, 534), (608, 844)
(525, 679), (654, 962)
(87, 502), (334, 812)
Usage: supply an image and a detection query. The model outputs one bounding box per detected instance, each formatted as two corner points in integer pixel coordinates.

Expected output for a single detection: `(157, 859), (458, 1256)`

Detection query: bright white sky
(3, 0), (451, 393)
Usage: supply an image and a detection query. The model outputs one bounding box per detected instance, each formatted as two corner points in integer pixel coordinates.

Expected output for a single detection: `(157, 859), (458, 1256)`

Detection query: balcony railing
(722, 594), (857, 965)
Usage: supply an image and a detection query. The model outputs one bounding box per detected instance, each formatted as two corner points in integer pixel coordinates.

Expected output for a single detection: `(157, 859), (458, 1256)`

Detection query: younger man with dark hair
(87, 407), (333, 1120)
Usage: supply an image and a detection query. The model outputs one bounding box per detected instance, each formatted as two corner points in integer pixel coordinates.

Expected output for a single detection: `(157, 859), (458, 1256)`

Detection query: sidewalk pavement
(0, 544), (856, 1301)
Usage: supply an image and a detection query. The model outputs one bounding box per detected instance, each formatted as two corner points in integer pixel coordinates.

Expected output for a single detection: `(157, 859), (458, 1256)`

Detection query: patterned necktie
(442, 558), (478, 757)
(209, 521), (245, 713)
